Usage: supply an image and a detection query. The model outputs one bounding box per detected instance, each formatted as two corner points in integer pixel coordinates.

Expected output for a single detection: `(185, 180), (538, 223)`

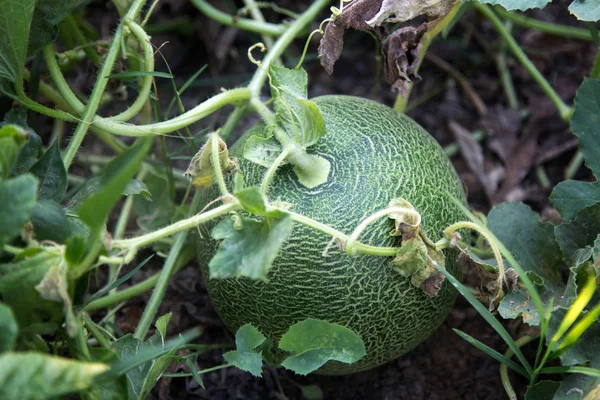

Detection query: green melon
(197, 95), (467, 375)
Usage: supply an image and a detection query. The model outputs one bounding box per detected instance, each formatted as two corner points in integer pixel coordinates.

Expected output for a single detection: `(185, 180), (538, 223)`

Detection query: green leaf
(299, 384), (324, 400)
(209, 215), (293, 281)
(570, 78), (600, 177)
(550, 180), (600, 222)
(0, 250), (63, 328)
(132, 173), (175, 231)
(31, 200), (69, 242)
(78, 138), (151, 232)
(0, 124), (28, 179)
(29, 141), (67, 202)
(243, 134), (283, 168)
(555, 203), (600, 262)
(488, 203), (568, 325)
(123, 179), (151, 200)
(0, 174), (38, 247)
(278, 318), (366, 375)
(0, 303), (18, 353)
(475, 0), (552, 11)
(569, 0), (600, 22)
(292, 154), (331, 189)
(223, 324), (267, 377)
(111, 326), (183, 400)
(10, 127), (41, 176)
(27, 0), (81, 56)
(235, 186), (285, 217)
(552, 374), (600, 400)
(67, 177), (151, 213)
(0, 0), (35, 83)
(524, 380), (560, 400)
(269, 65), (326, 147)
(155, 312), (172, 344)
(0, 352), (109, 400)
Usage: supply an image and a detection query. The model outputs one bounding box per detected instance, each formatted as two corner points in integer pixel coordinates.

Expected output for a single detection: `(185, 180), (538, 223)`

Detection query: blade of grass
(434, 260), (533, 375)
(453, 329), (529, 378)
(541, 366), (600, 378)
(108, 71), (174, 79)
(82, 254), (154, 307)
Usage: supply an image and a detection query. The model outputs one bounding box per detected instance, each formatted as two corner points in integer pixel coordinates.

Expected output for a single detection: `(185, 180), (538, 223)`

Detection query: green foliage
(30, 200), (70, 242)
(0, 352), (108, 400)
(0, 0), (35, 84)
(223, 324), (267, 377)
(29, 141), (67, 202)
(269, 66), (326, 147)
(488, 203), (569, 325)
(475, 0), (552, 11)
(0, 303), (18, 353)
(555, 204), (600, 261)
(78, 139), (152, 232)
(551, 79), (600, 220)
(524, 381), (561, 400)
(0, 174), (38, 247)
(0, 124), (28, 179)
(0, 250), (63, 329)
(243, 134), (283, 168)
(235, 186), (285, 217)
(278, 318), (367, 375)
(208, 215), (293, 280)
(28, 0), (80, 56)
(111, 313), (178, 400)
(569, 0), (600, 21)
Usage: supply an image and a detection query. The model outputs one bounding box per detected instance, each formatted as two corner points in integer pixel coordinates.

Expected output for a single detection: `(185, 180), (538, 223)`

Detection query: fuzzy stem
(191, 0), (286, 36)
(62, 0), (148, 169)
(346, 207), (421, 256)
(500, 335), (536, 400)
(112, 201), (239, 250)
(96, 88), (252, 136)
(211, 133), (230, 197)
(260, 146), (292, 194)
(247, 0), (330, 97)
(134, 193), (204, 339)
(64, 15), (102, 65)
(494, 7), (593, 41)
(277, 208), (398, 257)
(474, 4), (573, 121)
(444, 221), (506, 286)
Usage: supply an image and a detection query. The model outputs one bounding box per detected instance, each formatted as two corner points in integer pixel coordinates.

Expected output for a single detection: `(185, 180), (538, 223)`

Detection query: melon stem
(346, 207), (422, 256)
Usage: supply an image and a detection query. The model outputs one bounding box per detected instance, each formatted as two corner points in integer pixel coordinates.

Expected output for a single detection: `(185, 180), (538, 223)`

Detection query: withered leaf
(185, 136), (238, 189)
(367, 0), (458, 27)
(318, 0), (387, 75)
(318, 0), (458, 96)
(382, 25), (426, 97)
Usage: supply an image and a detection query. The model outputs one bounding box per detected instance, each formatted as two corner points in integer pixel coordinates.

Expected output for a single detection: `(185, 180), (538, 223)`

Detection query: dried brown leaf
(449, 121), (496, 200)
(318, 0), (386, 74)
(382, 26), (425, 96)
(366, 0), (458, 27)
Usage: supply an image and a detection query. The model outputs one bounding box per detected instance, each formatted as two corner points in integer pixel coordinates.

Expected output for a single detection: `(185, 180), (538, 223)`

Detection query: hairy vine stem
(62, 0), (149, 170)
(474, 4), (573, 121)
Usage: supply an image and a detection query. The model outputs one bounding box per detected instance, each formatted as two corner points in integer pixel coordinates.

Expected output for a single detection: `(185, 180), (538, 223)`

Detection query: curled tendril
(248, 42), (267, 66)
(294, 0), (352, 70)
